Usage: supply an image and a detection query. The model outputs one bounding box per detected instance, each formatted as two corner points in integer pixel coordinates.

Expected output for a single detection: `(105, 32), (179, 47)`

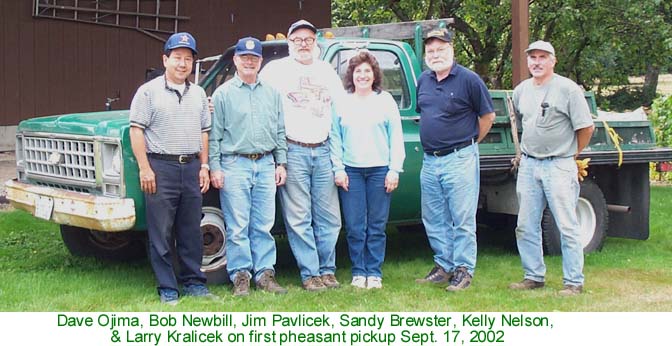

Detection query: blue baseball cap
(287, 19), (317, 37)
(234, 37), (262, 57)
(164, 32), (198, 55)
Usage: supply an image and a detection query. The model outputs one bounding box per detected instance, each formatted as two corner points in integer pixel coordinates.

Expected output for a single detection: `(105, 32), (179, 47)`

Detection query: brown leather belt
(238, 152), (271, 160)
(287, 138), (328, 148)
(148, 153), (198, 164)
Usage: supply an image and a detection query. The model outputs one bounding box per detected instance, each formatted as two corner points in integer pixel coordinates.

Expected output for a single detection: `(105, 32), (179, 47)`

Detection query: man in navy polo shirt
(415, 28), (495, 291)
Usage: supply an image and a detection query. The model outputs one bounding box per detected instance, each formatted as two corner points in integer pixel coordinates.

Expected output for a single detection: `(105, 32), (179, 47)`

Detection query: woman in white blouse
(330, 51), (406, 289)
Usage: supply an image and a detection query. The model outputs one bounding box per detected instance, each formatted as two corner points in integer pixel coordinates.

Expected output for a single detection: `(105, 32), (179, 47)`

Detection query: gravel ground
(0, 151), (16, 211)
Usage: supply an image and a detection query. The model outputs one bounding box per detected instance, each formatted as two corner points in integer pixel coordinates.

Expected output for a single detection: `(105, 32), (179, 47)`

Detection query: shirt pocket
(535, 105), (566, 129)
(443, 93), (460, 115)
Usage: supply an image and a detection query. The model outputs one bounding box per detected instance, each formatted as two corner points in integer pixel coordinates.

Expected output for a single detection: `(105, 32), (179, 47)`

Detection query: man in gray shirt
(509, 40), (594, 296)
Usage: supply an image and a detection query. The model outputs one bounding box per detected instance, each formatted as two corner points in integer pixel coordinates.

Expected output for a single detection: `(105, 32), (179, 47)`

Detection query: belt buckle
(248, 153), (260, 160)
(178, 155), (189, 164)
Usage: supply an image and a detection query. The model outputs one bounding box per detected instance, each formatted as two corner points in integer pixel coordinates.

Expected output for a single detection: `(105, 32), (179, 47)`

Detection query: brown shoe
(320, 274), (340, 289)
(416, 265), (452, 284)
(255, 270), (288, 294)
(558, 284), (583, 296)
(445, 267), (472, 292)
(232, 271), (250, 297)
(302, 276), (327, 291)
(509, 279), (545, 290)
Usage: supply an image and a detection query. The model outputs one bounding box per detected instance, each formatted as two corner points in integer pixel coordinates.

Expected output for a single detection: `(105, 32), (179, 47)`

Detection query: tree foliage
(332, 0), (672, 109)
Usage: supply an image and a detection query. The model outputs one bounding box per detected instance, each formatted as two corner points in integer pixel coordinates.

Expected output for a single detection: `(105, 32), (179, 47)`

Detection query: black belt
(428, 139), (474, 157)
(148, 153), (198, 164)
(522, 152), (556, 160)
(287, 138), (328, 148)
(238, 152), (271, 160)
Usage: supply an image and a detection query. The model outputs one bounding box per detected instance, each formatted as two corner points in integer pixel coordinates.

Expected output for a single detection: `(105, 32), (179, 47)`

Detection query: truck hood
(17, 110), (130, 138)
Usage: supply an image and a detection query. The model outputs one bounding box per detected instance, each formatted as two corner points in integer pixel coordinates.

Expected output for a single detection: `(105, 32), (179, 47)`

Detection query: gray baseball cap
(525, 40), (555, 55)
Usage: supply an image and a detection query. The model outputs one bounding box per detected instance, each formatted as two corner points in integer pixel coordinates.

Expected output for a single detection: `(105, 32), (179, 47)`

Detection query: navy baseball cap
(424, 28), (453, 44)
(234, 37), (262, 57)
(164, 32), (198, 55)
(287, 19), (317, 37)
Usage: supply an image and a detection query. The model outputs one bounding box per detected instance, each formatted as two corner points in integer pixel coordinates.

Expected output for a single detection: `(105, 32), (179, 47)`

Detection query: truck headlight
(112, 146), (121, 175)
(102, 142), (121, 177)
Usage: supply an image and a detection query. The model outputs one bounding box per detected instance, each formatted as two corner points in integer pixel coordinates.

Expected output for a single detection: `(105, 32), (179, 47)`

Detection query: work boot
(558, 284), (583, 296)
(320, 274), (341, 289)
(302, 276), (327, 292)
(256, 270), (288, 295)
(232, 271), (251, 297)
(446, 267), (472, 292)
(416, 265), (452, 284)
(509, 279), (545, 290)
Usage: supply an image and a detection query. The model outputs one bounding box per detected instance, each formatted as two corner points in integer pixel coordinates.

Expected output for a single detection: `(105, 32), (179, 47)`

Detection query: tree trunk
(643, 65), (660, 106)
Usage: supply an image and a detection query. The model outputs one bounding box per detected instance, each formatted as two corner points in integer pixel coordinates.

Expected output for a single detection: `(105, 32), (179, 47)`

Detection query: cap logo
(245, 40), (255, 50)
(428, 28), (448, 37)
(179, 35), (190, 44)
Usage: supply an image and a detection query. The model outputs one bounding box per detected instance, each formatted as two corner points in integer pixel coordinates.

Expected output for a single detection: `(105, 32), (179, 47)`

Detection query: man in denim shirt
(209, 37), (288, 296)
(509, 40), (594, 296)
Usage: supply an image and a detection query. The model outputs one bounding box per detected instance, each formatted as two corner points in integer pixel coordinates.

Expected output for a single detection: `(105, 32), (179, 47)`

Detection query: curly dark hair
(343, 51), (383, 93)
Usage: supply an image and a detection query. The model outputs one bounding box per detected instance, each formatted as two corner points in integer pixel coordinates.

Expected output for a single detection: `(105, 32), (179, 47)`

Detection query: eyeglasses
(289, 37), (315, 45)
(237, 55), (260, 62)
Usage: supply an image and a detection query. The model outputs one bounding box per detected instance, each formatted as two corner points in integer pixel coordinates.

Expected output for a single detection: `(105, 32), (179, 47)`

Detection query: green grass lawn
(1, 186), (671, 312)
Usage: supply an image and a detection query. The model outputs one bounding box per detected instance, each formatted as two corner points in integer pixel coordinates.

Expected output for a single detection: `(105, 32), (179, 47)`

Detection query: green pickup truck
(6, 20), (672, 282)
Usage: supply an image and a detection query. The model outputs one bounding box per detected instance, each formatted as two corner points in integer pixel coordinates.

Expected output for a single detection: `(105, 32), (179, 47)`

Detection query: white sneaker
(366, 276), (382, 289)
(351, 276), (366, 289)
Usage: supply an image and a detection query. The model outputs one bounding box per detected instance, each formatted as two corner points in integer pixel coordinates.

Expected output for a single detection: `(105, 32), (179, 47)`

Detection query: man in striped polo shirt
(130, 32), (214, 305)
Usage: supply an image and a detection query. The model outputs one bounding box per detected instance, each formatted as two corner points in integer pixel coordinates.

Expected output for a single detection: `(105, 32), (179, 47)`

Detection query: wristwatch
(200, 163), (210, 171)
(276, 163), (287, 168)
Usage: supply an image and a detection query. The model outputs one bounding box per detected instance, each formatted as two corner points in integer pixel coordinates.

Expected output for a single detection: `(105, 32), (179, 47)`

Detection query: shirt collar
(233, 73), (262, 88)
(430, 63), (461, 81)
(163, 74), (191, 93)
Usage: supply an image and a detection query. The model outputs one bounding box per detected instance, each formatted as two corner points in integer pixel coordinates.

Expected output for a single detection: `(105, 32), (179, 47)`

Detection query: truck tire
(200, 207), (229, 284)
(542, 179), (608, 255)
(60, 225), (146, 261)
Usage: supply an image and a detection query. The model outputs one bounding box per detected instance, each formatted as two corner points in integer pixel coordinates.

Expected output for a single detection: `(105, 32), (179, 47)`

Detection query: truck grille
(23, 136), (96, 184)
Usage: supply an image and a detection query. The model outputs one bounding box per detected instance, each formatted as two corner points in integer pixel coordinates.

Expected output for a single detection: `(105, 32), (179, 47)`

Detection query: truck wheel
(542, 179), (608, 255)
(60, 225), (146, 261)
(200, 207), (229, 284)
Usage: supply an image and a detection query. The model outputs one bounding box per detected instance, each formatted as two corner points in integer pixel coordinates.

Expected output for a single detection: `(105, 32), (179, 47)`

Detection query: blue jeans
(218, 154), (278, 282)
(145, 157), (206, 294)
(420, 143), (480, 275)
(279, 143), (341, 281)
(515, 155), (584, 285)
(339, 166), (391, 278)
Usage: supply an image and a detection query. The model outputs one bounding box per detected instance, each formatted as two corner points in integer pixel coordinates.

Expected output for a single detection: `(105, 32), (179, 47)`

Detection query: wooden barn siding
(0, 0), (330, 126)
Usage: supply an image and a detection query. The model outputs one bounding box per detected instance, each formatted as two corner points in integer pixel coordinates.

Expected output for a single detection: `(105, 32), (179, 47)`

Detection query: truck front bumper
(4, 179), (135, 232)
